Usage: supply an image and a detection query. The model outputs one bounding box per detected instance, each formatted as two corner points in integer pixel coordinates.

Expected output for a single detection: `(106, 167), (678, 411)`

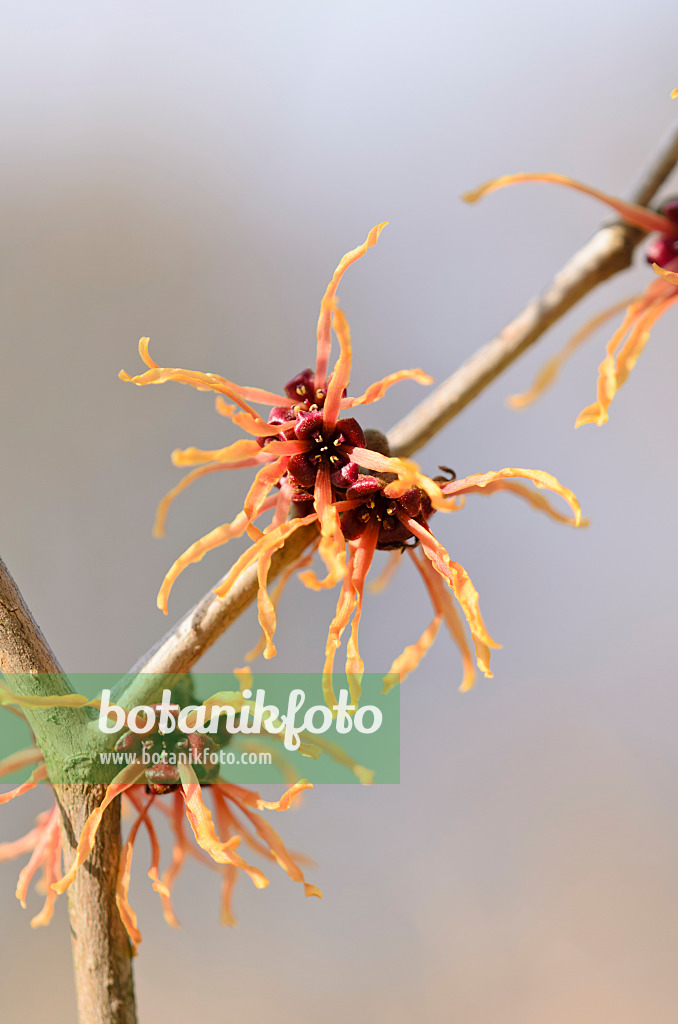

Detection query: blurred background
(2, 2), (678, 1021)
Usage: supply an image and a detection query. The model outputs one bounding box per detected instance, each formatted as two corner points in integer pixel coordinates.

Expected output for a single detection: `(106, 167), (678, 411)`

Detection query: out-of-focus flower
(0, 748), (58, 928)
(463, 173), (678, 425)
(52, 764), (319, 948)
(1, 704), (319, 946)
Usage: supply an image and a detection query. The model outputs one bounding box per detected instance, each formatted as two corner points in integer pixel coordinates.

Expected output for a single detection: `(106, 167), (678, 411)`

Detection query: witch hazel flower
(120, 224), (432, 652)
(463, 173), (678, 425)
(317, 449), (584, 705)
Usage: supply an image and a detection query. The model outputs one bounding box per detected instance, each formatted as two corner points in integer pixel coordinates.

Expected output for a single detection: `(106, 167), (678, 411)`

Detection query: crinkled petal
(575, 281), (678, 427)
(315, 223), (388, 387)
(171, 438), (266, 468)
(213, 396), (294, 437)
(387, 613), (442, 686)
(409, 547), (476, 692)
(508, 297), (637, 409)
(345, 522), (380, 702)
(229, 798), (321, 899)
(321, 548), (357, 706)
(400, 516), (499, 677)
(342, 368), (433, 408)
(138, 337), (158, 369)
(652, 263), (678, 287)
(0, 764), (48, 804)
(115, 800), (154, 952)
(246, 549), (315, 662)
(323, 305), (353, 432)
(462, 173), (676, 236)
(52, 762), (146, 894)
(443, 468), (583, 526)
(178, 765), (269, 888)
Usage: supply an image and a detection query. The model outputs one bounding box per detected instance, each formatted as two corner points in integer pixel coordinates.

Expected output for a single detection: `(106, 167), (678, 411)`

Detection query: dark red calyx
(645, 236), (678, 268)
(346, 476), (382, 500)
(284, 369), (316, 402)
(288, 453), (318, 488)
(331, 460), (359, 488)
(334, 418), (365, 448)
(294, 409), (324, 440)
(659, 198), (678, 225)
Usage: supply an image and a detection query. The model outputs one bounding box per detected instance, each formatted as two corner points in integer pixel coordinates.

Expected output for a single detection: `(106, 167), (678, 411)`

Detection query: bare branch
(123, 120), (678, 699)
(0, 560), (137, 1023)
(0, 554), (64, 675)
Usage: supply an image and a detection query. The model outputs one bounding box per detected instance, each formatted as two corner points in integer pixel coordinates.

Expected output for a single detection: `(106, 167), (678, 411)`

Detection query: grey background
(1, 2), (678, 1022)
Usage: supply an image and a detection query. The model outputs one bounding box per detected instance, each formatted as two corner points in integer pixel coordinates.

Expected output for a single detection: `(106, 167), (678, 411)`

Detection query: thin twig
(120, 120), (678, 701)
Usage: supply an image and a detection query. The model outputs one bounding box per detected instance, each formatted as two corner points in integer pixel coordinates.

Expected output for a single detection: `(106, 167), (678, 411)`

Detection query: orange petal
(219, 864), (239, 927)
(323, 305), (353, 432)
(401, 516), (499, 677)
(462, 172), (676, 236)
(322, 548), (357, 707)
(138, 337), (158, 369)
(0, 764), (48, 804)
(315, 223), (388, 387)
(614, 288), (678, 391)
(119, 365), (276, 431)
(157, 510), (251, 614)
(652, 262), (678, 287)
(52, 762), (146, 894)
(345, 522), (380, 701)
(386, 613), (442, 685)
(214, 396), (294, 437)
(443, 468), (583, 526)
(157, 791), (188, 928)
(16, 805), (60, 908)
(171, 438), (265, 467)
(508, 297), (638, 409)
(244, 458), (291, 522)
(409, 547), (476, 692)
(115, 801), (153, 952)
(254, 524), (296, 660)
(306, 466), (346, 589)
(246, 549), (315, 662)
(29, 810), (62, 928)
(178, 765), (269, 888)
(671, 88), (678, 99)
(575, 281), (678, 427)
(342, 368), (433, 408)
(229, 799), (321, 898)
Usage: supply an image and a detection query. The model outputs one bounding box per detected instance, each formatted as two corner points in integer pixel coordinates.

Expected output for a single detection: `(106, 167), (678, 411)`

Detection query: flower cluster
(121, 225), (585, 698)
(463, 173), (678, 425)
